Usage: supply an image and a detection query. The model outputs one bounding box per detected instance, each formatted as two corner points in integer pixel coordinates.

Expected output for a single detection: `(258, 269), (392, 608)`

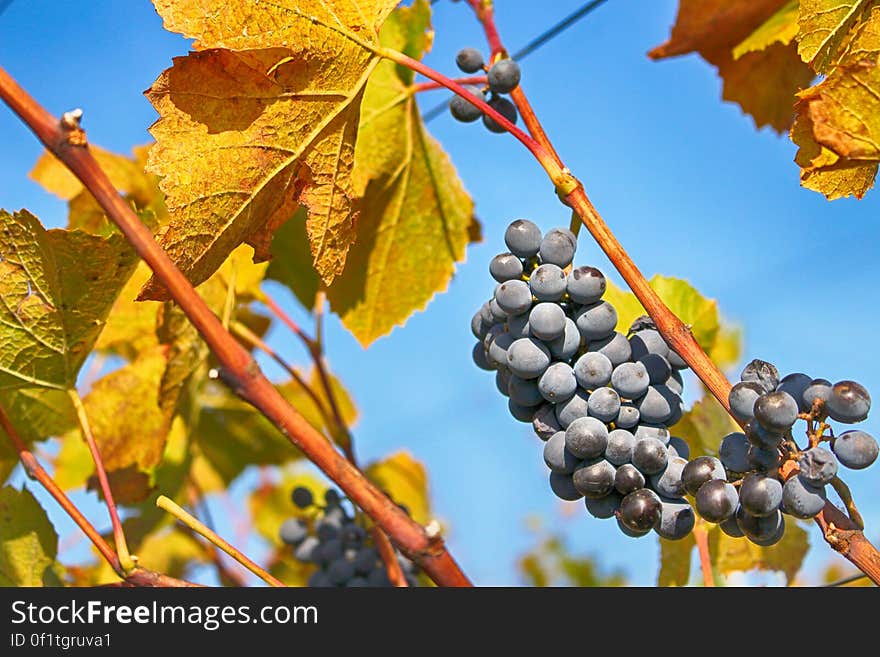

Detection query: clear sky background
(1, 0), (878, 586)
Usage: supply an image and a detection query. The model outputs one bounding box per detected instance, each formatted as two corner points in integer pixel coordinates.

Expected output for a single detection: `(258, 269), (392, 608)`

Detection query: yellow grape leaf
(790, 107), (878, 199)
(651, 0), (814, 132)
(249, 470), (326, 547)
(328, 0), (478, 346)
(734, 1), (800, 59)
(134, 528), (209, 580)
(709, 521), (809, 584)
(797, 0), (875, 73)
(0, 210), (139, 391)
(709, 323), (743, 371)
(675, 396), (740, 459)
(266, 208), (321, 312)
(142, 0), (402, 299)
(0, 486), (58, 586)
(53, 427), (94, 491)
(268, 554), (315, 587)
(309, 366), (359, 430)
(94, 263), (161, 360)
(658, 533), (695, 587)
(366, 451), (430, 524)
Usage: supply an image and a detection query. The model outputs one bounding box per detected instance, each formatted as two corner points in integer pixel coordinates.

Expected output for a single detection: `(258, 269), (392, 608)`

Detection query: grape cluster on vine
(279, 486), (421, 587)
(449, 47), (521, 132)
(471, 219), (698, 540)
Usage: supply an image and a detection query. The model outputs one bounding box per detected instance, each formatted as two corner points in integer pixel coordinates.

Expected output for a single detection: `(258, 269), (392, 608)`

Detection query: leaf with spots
(0, 486), (58, 586)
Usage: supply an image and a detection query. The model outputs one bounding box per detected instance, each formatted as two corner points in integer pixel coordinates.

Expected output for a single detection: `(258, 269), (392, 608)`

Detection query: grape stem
(412, 76), (487, 93)
(456, 1), (880, 585)
(0, 64), (472, 588)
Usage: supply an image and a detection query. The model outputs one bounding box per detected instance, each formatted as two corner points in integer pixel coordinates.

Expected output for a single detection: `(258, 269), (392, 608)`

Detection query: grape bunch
(279, 486), (421, 587)
(691, 361), (878, 546)
(449, 46), (521, 133)
(471, 218), (698, 540)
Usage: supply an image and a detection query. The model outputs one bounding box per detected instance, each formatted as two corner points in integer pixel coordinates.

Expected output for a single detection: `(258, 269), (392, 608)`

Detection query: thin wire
(423, 0), (610, 122)
(822, 573), (870, 587)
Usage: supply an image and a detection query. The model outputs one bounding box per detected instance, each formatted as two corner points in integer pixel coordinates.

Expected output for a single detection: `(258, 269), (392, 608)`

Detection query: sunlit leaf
(0, 486), (58, 586)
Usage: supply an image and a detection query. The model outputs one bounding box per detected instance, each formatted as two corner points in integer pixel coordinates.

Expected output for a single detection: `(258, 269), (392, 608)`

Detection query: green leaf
(366, 451), (430, 524)
(734, 1), (800, 59)
(0, 486), (58, 586)
(327, 0), (479, 346)
(266, 208), (321, 312)
(709, 522), (809, 584)
(658, 534), (695, 586)
(0, 209), (139, 391)
(675, 396), (740, 459)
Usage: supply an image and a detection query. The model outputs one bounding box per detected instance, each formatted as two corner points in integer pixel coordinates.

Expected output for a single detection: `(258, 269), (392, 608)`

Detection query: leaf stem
(412, 76), (486, 93)
(157, 495), (284, 587)
(68, 389), (134, 574)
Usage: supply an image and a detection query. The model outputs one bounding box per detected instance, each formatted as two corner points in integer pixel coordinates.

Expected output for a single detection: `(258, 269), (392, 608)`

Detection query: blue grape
(504, 219), (541, 258)
(449, 85), (486, 122)
(509, 399), (536, 423)
(629, 328), (670, 361)
(566, 266), (606, 304)
(308, 571), (332, 587)
(291, 486), (314, 509)
(614, 463), (645, 495)
(634, 423), (670, 444)
(549, 472), (582, 501)
(611, 361), (649, 399)
(366, 569), (392, 587)
(565, 416), (609, 459)
(507, 312), (530, 339)
(616, 403), (640, 429)
(506, 337), (551, 379)
(639, 354), (671, 385)
(487, 58), (521, 94)
(797, 447), (837, 486)
(538, 362), (577, 403)
(487, 298), (507, 323)
(747, 444), (781, 471)
(508, 375), (544, 407)
(489, 252), (524, 283)
(314, 538), (343, 566)
(826, 380), (871, 424)
(635, 385), (677, 424)
(632, 437), (668, 475)
(736, 507), (784, 544)
(649, 456), (687, 498)
(665, 369), (684, 395)
(528, 302), (566, 341)
(739, 473), (783, 517)
(572, 459), (616, 498)
(532, 403), (561, 441)
(471, 308), (489, 340)
(753, 391), (799, 432)
(585, 492), (622, 519)
(776, 373), (813, 412)
(472, 342), (493, 371)
(588, 388), (621, 424)
(353, 547), (379, 575)
(555, 388), (591, 428)
(719, 514), (744, 538)
(833, 430), (879, 469)
(618, 488), (662, 532)
(547, 317), (581, 360)
(280, 518), (308, 545)
(719, 432), (750, 473)
(656, 498), (695, 540)
(495, 368), (511, 397)
(530, 263), (567, 301)
(494, 279), (532, 316)
(667, 349), (687, 370)
(682, 456), (726, 495)
(543, 431), (581, 473)
(537, 228), (577, 268)
(456, 47), (484, 73)
(483, 95), (518, 133)
(616, 517), (652, 538)
(695, 479), (738, 523)
(744, 419), (783, 450)
(802, 378), (832, 409)
(327, 558), (356, 585)
(781, 475), (826, 519)
(667, 436), (690, 460)
(605, 428), (636, 465)
(485, 330), (514, 368)
(729, 381), (763, 422)
(574, 352), (613, 389)
(575, 301), (617, 341)
(741, 359), (779, 393)
(589, 332), (632, 367)
(346, 577), (368, 587)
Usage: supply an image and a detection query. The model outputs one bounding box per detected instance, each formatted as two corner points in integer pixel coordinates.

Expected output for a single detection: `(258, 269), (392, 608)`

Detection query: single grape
(826, 380), (871, 424)
(472, 343), (493, 371)
(797, 447), (837, 486)
(455, 47), (484, 73)
(635, 385), (677, 424)
(616, 403), (640, 429)
(528, 302), (566, 341)
(471, 308), (489, 340)
(485, 331), (514, 369)
(666, 370), (684, 395)
(666, 398), (684, 427)
(749, 518), (785, 546)
(543, 431), (581, 473)
(565, 416), (609, 459)
(633, 423), (670, 444)
(449, 85), (486, 123)
(649, 456), (688, 499)
(529, 263), (567, 301)
(739, 473), (783, 517)
(719, 432), (750, 473)
(508, 375), (544, 407)
(555, 388), (591, 428)
(532, 403), (561, 441)
(667, 436), (690, 460)
(506, 337), (551, 379)
(291, 486), (314, 509)
(574, 352), (613, 390)
(487, 58), (521, 94)
(781, 475), (826, 519)
(573, 459), (617, 498)
(695, 479), (738, 523)
(802, 378), (832, 409)
(549, 471), (583, 501)
(655, 498), (696, 540)
(610, 361), (649, 400)
(741, 359), (780, 393)
(616, 517), (652, 538)
(629, 328), (670, 361)
(588, 387), (621, 423)
(538, 361), (577, 403)
(507, 312), (530, 339)
(589, 332), (632, 368)
(487, 298), (507, 323)
(280, 518), (308, 545)
(744, 418), (784, 450)
(509, 399), (536, 423)
(605, 428), (636, 465)
(585, 492), (622, 519)
(747, 444), (781, 472)
(489, 252), (524, 283)
(483, 95), (518, 133)
(494, 279), (532, 316)
(776, 373), (813, 413)
(753, 391), (799, 432)
(632, 437), (668, 475)
(566, 266), (606, 304)
(681, 456), (726, 496)
(614, 463), (646, 496)
(729, 381), (764, 422)
(639, 354), (672, 385)
(575, 301), (617, 341)
(326, 558), (356, 585)
(833, 430), (879, 469)
(538, 228), (577, 268)
(719, 514), (744, 538)
(504, 219), (542, 258)
(547, 317), (581, 360)
(495, 368), (511, 397)
(618, 488), (662, 532)
(736, 507), (784, 544)
(667, 349), (687, 370)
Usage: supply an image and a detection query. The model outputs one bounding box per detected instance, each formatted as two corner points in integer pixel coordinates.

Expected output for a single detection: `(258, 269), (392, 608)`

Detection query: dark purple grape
(632, 437), (668, 475)
(776, 373), (813, 412)
(740, 359), (779, 393)
(833, 430), (879, 469)
(753, 391), (799, 432)
(614, 463), (645, 496)
(681, 456), (725, 496)
(291, 486), (314, 509)
(826, 381), (871, 424)
(695, 479), (738, 523)
(572, 459), (617, 498)
(618, 489), (662, 532)
(797, 447), (837, 486)
(739, 473), (783, 517)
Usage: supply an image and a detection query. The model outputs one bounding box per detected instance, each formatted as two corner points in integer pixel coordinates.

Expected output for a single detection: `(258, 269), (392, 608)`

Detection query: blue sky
(2, 1), (878, 586)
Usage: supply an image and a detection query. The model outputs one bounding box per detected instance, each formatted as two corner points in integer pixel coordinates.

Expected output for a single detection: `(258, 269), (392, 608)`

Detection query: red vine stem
(0, 64), (471, 588)
(0, 403), (199, 587)
(693, 527), (715, 587)
(413, 75), (486, 93)
(460, 2), (880, 585)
